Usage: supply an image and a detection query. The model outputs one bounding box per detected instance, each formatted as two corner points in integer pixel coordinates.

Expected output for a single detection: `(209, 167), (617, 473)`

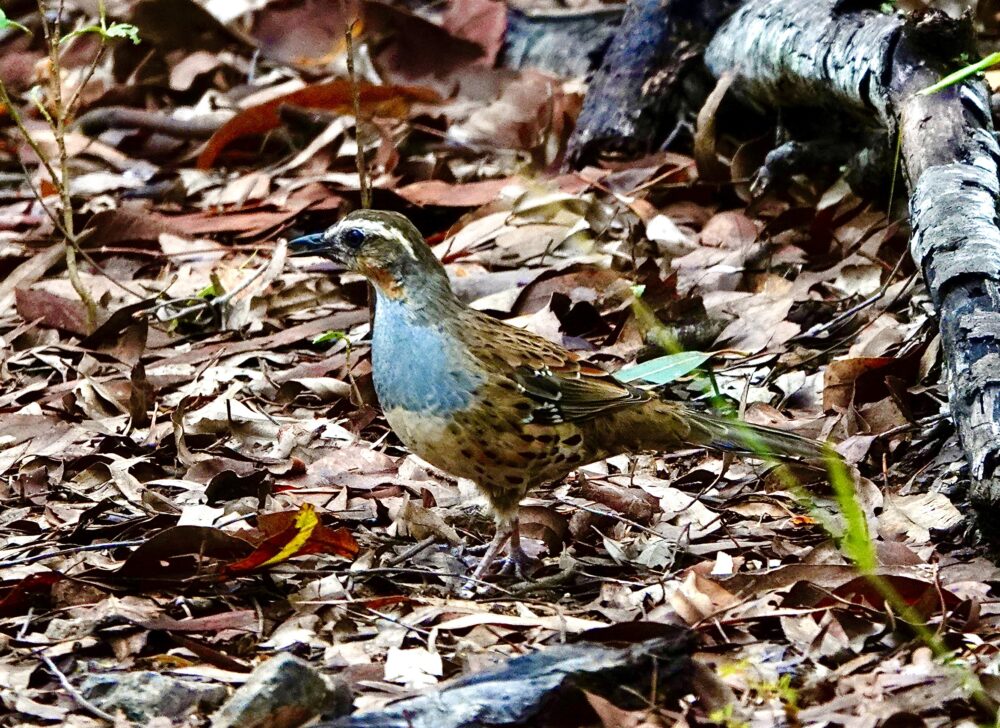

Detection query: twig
(0, 84), (64, 196)
(40, 653), (119, 723)
(49, 5), (98, 330)
(792, 250), (915, 342)
(39, 653), (118, 723)
(329, 565), (516, 596)
(345, 20), (371, 209)
(384, 535), (438, 567)
(151, 260), (271, 323)
(72, 243), (147, 299)
(14, 155), (69, 237)
(62, 46), (107, 122)
(17, 607), (34, 640)
(508, 563), (579, 595)
(0, 538), (146, 568)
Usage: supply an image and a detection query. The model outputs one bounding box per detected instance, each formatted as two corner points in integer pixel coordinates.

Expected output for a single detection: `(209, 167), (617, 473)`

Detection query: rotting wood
(566, 0), (745, 167)
(501, 6), (624, 79)
(705, 0), (1000, 510)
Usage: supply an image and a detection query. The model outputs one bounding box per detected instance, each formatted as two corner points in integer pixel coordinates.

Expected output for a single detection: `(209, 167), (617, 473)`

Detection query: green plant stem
(0, 82), (64, 209)
(636, 293), (995, 718)
(11, 0), (119, 331)
(919, 51), (1000, 96)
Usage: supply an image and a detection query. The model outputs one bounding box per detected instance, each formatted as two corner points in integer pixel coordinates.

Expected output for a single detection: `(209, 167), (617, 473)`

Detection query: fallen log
(566, 0), (745, 166)
(705, 2), (1000, 510)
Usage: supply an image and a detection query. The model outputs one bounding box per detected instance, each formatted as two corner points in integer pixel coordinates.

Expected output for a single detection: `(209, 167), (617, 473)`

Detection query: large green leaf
(616, 351), (712, 385)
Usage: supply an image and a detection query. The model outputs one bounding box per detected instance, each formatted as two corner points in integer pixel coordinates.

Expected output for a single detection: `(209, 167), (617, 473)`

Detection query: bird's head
(289, 209), (450, 300)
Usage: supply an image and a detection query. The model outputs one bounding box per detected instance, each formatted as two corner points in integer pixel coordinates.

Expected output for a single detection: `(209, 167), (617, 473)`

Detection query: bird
(290, 209), (830, 581)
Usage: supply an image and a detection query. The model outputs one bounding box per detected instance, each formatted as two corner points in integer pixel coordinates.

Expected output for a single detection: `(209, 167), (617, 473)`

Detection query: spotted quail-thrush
(291, 209), (828, 580)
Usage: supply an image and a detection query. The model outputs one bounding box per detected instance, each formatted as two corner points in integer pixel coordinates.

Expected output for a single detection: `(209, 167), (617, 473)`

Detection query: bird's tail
(682, 407), (829, 463)
(636, 401), (831, 464)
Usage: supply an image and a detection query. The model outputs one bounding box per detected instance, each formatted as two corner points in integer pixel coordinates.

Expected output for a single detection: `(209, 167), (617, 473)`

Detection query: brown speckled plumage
(292, 210), (828, 580)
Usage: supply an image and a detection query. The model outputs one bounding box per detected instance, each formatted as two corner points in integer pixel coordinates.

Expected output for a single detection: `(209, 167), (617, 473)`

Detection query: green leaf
(312, 330), (347, 345)
(104, 22), (140, 44)
(60, 25), (98, 45)
(61, 21), (141, 46)
(0, 9), (31, 34)
(195, 283), (219, 299)
(616, 351), (712, 385)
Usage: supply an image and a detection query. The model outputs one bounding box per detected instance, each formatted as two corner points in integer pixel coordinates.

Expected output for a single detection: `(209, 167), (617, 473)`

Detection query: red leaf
(197, 80), (440, 168)
(0, 572), (64, 617)
(223, 506), (358, 575)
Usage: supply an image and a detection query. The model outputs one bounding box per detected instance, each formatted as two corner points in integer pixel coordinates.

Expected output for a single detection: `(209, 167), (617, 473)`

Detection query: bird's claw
(496, 545), (535, 579)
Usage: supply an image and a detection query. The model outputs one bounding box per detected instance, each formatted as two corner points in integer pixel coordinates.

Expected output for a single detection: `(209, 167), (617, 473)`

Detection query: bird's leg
(497, 518), (533, 578)
(471, 522), (512, 582)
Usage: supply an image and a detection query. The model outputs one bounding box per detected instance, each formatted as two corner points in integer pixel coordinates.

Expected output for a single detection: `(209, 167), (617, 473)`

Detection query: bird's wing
(464, 310), (651, 424)
(511, 361), (651, 424)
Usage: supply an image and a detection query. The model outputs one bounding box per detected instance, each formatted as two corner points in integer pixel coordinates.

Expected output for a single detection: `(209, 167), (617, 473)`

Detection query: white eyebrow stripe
(344, 219), (417, 259)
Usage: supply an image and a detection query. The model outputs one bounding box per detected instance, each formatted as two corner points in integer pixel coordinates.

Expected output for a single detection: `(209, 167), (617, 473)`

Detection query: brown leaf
(441, 0), (507, 66)
(878, 492), (964, 544)
(395, 178), (515, 207)
(127, 361), (154, 428)
(699, 210), (758, 249)
(14, 286), (91, 335)
(364, 0), (487, 80)
(694, 72), (734, 183)
(197, 80), (440, 168)
(580, 480), (657, 524)
(137, 609), (258, 633)
(824, 357), (894, 410)
(112, 526), (255, 584)
(253, 0), (358, 66)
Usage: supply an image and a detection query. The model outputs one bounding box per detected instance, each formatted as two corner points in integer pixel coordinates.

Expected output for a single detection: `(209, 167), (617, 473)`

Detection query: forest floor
(1, 1), (997, 726)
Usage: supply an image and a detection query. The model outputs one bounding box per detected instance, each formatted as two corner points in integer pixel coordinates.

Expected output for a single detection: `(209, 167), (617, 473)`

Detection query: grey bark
(706, 1), (1000, 508)
(501, 6), (624, 79)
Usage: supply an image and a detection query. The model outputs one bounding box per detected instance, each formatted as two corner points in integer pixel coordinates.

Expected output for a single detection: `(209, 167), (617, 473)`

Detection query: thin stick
(0, 538), (147, 568)
(508, 563), (579, 595)
(345, 21), (371, 209)
(151, 258), (271, 322)
(384, 535), (437, 567)
(39, 653), (118, 723)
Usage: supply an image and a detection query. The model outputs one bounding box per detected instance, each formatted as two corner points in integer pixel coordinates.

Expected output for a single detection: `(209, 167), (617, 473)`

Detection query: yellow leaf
(261, 503), (319, 566)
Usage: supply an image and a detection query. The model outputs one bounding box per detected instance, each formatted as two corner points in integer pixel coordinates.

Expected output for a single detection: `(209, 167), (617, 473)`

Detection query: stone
(82, 671), (227, 723)
(211, 653), (351, 728)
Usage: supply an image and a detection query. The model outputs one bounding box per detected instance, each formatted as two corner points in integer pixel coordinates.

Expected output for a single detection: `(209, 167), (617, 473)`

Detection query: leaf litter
(0, 0), (992, 725)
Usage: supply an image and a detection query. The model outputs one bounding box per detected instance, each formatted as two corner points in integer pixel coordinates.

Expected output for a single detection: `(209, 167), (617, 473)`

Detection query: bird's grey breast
(371, 296), (484, 415)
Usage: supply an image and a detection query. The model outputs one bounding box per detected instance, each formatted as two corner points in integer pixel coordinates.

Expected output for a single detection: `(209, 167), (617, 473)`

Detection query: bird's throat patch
(360, 263), (405, 299)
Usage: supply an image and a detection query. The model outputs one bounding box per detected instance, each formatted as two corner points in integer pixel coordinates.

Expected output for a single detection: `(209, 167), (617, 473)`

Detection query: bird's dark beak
(288, 233), (328, 258)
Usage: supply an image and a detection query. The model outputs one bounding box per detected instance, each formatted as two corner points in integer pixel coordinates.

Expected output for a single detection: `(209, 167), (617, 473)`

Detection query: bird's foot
(496, 543), (536, 579)
(468, 528), (512, 584)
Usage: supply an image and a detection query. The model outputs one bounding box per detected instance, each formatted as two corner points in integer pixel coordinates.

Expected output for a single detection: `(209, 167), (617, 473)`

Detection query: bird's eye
(342, 228), (366, 249)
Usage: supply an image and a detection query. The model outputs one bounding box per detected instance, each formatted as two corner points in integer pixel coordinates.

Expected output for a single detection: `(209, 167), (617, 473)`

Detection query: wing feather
(460, 306), (651, 424)
(512, 363), (650, 424)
